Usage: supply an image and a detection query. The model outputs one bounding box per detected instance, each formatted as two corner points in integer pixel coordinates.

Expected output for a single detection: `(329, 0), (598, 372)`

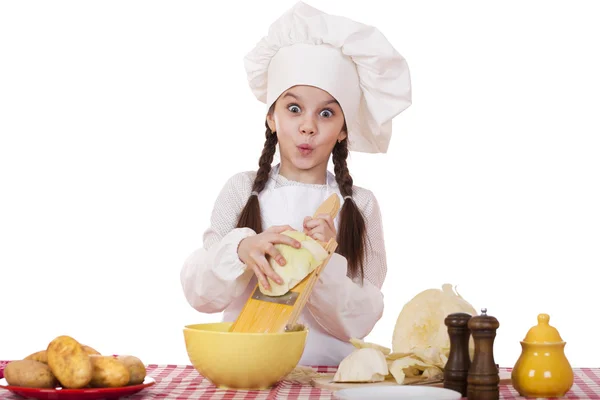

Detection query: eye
(320, 109), (334, 118)
(288, 104), (301, 113)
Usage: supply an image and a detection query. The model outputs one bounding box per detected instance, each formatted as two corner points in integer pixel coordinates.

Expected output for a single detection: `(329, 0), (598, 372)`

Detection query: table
(2, 361), (600, 399)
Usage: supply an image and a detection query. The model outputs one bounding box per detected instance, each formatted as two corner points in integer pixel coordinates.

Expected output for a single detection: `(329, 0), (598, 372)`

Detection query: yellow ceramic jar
(512, 313), (574, 398)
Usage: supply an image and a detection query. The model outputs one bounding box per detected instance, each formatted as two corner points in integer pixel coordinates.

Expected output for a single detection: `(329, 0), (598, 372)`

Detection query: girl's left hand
(303, 213), (336, 243)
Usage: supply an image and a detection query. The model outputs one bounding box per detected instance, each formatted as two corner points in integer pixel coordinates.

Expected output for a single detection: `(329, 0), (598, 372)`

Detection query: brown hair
(236, 111), (367, 283)
(331, 136), (367, 283)
(235, 119), (278, 235)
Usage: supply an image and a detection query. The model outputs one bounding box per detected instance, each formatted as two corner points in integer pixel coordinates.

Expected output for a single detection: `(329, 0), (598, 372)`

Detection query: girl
(180, 1), (412, 366)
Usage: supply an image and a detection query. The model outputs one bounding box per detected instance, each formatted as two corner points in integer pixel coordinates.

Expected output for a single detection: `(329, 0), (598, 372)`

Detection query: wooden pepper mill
(467, 308), (500, 400)
(444, 312), (473, 397)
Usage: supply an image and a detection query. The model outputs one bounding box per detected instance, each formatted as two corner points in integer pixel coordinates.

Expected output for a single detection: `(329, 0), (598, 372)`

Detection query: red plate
(0, 360), (7, 380)
(0, 377), (155, 399)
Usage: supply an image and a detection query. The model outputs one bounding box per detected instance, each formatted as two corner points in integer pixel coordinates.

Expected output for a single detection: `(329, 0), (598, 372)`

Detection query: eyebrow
(283, 92), (339, 107)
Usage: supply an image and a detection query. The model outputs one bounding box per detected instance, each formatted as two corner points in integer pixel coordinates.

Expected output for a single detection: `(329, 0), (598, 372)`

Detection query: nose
(299, 116), (316, 135)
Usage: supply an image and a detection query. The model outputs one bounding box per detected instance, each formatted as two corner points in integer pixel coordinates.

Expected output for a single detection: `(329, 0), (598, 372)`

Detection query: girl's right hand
(237, 225), (302, 291)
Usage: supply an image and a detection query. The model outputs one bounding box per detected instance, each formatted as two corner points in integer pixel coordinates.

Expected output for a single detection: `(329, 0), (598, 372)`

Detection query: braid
(252, 122), (278, 193)
(236, 121), (278, 233)
(333, 138), (353, 197)
(333, 138), (367, 283)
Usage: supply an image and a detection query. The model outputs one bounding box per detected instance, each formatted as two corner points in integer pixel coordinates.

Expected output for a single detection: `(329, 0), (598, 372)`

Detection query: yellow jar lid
(523, 313), (564, 343)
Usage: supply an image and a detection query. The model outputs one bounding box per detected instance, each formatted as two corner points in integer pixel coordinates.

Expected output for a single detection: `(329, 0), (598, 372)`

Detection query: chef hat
(244, 1), (412, 154)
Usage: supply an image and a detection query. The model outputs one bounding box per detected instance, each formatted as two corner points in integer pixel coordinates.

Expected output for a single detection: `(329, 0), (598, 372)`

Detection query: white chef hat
(244, 1), (412, 154)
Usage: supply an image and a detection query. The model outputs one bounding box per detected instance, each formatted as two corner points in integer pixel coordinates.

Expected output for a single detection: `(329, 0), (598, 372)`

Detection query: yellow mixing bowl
(183, 322), (308, 390)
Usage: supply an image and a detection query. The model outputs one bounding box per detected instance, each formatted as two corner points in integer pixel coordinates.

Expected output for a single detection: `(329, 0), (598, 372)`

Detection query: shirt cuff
(210, 227), (256, 281)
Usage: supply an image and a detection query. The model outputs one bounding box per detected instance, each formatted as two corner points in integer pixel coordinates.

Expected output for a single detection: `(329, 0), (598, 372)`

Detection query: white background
(1, 0), (599, 370)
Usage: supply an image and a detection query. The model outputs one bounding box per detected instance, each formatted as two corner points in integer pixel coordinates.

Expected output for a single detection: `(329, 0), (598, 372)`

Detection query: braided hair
(332, 137), (367, 283)
(235, 120), (278, 234)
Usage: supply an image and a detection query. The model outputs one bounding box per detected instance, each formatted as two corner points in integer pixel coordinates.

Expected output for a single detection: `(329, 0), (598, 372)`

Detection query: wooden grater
(228, 193), (341, 334)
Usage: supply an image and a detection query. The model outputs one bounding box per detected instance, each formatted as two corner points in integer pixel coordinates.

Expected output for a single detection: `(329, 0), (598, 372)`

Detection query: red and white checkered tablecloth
(2, 361), (600, 399)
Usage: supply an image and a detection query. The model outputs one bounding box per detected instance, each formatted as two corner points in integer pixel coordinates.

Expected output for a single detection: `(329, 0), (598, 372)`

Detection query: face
(266, 85), (347, 173)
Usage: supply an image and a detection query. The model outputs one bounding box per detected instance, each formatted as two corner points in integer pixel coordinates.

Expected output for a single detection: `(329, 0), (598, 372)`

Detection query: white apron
(222, 165), (356, 366)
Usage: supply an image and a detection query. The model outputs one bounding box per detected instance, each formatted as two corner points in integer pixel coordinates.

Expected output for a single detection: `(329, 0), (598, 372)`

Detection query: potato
(89, 355), (130, 388)
(24, 350), (48, 364)
(82, 345), (101, 355)
(3, 360), (57, 388)
(46, 335), (93, 388)
(116, 355), (146, 385)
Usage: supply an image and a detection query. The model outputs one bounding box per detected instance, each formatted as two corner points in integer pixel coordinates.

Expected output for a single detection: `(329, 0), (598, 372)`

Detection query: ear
(266, 112), (276, 132)
(337, 129), (347, 142)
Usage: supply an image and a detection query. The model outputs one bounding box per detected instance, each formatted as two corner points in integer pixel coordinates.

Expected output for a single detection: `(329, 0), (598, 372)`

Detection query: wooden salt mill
(467, 308), (500, 400)
(444, 312), (472, 397)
